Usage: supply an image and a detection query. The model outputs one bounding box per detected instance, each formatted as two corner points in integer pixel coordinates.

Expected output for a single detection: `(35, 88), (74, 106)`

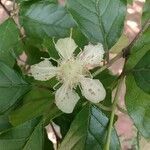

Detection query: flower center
(57, 59), (84, 87)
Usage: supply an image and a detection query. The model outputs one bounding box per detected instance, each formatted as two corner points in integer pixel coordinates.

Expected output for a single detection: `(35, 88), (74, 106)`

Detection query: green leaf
(20, 1), (76, 39)
(95, 69), (117, 90)
(0, 115), (12, 132)
(54, 114), (73, 138)
(42, 38), (60, 59)
(0, 118), (43, 150)
(110, 34), (129, 53)
(132, 51), (150, 94)
(25, 44), (49, 65)
(125, 26), (150, 70)
(59, 104), (120, 150)
(10, 87), (60, 126)
(72, 28), (88, 49)
(24, 37), (43, 49)
(142, 0), (150, 25)
(0, 19), (22, 67)
(0, 62), (30, 114)
(54, 112), (79, 138)
(22, 122), (43, 150)
(125, 74), (150, 139)
(67, 0), (127, 49)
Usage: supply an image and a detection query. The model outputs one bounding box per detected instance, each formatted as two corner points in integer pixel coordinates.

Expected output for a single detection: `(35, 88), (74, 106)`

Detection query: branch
(122, 20), (150, 58)
(0, 1), (11, 16)
(92, 21), (150, 77)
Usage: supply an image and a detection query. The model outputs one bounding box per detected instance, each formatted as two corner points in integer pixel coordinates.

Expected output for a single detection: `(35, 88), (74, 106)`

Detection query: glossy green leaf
(0, 62), (30, 114)
(54, 114), (74, 138)
(25, 45), (49, 65)
(42, 38), (60, 59)
(0, 118), (43, 150)
(20, 1), (75, 39)
(125, 26), (150, 70)
(22, 122), (43, 150)
(110, 34), (129, 53)
(0, 115), (11, 132)
(132, 51), (150, 94)
(72, 28), (89, 49)
(125, 75), (150, 139)
(67, 0), (127, 50)
(10, 87), (60, 126)
(95, 69), (117, 90)
(0, 19), (22, 67)
(59, 104), (120, 150)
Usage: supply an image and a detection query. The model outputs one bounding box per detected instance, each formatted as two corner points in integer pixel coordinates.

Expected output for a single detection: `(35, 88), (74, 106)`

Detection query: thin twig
(123, 20), (150, 58)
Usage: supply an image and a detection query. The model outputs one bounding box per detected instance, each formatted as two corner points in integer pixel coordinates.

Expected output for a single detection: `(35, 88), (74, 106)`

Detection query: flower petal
(55, 37), (77, 59)
(79, 43), (104, 66)
(80, 77), (106, 103)
(55, 84), (79, 113)
(30, 59), (57, 81)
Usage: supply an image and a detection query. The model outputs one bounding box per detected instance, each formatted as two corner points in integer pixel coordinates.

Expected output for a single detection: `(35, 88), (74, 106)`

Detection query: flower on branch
(30, 37), (106, 113)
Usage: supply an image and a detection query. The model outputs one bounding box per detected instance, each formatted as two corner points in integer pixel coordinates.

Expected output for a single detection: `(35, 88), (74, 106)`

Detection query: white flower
(30, 37), (106, 113)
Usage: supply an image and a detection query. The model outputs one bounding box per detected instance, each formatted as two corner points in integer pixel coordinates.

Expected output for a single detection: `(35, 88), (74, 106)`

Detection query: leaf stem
(104, 76), (124, 150)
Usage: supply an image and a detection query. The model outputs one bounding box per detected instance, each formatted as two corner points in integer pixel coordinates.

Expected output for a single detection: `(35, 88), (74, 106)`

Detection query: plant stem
(104, 76), (124, 150)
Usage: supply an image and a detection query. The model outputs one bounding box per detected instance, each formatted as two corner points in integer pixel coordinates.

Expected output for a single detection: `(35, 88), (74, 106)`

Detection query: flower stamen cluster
(30, 37), (106, 113)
